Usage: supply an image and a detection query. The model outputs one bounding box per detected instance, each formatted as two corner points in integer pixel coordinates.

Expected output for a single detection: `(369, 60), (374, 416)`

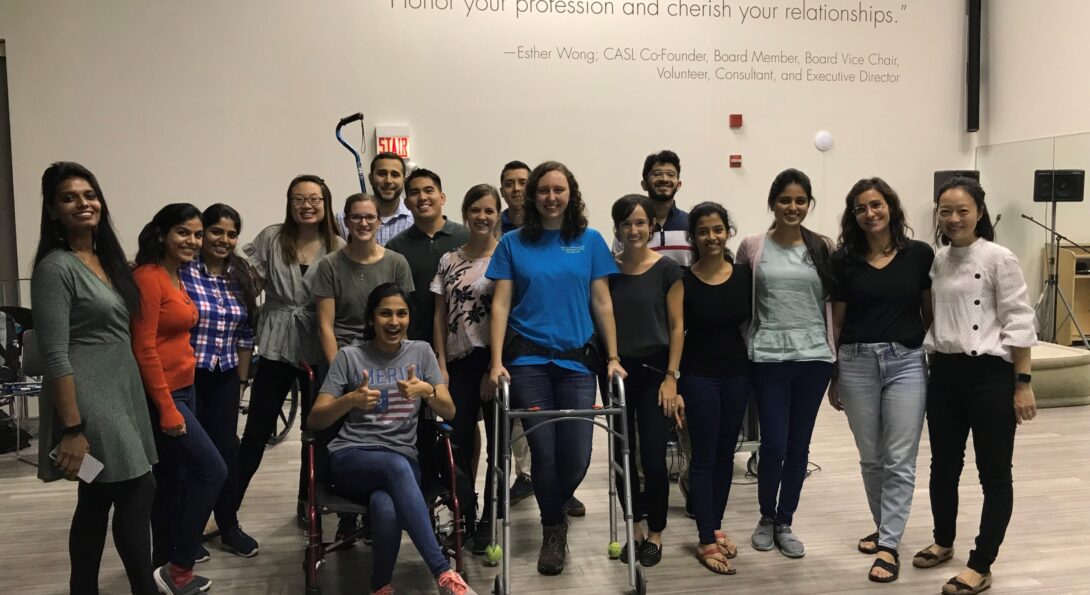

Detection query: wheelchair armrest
(435, 421), (453, 437)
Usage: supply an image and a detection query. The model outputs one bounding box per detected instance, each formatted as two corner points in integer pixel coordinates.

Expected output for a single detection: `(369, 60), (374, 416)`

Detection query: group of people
(30, 148), (1037, 595)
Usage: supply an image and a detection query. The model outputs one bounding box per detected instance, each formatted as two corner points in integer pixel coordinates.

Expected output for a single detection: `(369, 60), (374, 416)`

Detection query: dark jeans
(927, 353), (1017, 574)
(195, 367), (242, 530)
(237, 358), (323, 505)
(447, 347), (498, 525)
(330, 446), (450, 591)
(682, 373), (751, 545)
(753, 360), (833, 526)
(610, 352), (671, 533)
(151, 386), (228, 569)
(70, 472), (158, 595)
(509, 363), (597, 526)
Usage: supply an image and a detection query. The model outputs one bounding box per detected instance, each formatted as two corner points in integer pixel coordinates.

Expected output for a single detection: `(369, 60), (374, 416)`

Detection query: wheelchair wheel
(635, 566), (647, 595)
(267, 380), (300, 446)
(493, 575), (504, 595)
(747, 451), (759, 476)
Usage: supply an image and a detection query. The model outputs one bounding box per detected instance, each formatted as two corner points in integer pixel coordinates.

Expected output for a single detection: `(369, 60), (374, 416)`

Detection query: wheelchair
(302, 416), (467, 595)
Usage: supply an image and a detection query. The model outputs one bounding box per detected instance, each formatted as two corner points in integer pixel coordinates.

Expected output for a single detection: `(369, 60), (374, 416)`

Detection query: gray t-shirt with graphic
(321, 340), (443, 461)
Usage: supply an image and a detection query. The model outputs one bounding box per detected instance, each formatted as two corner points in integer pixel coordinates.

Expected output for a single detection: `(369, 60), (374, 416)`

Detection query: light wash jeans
(837, 342), (927, 551)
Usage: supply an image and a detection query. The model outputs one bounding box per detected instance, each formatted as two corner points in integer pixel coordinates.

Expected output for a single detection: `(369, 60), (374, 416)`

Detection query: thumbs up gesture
(397, 364), (433, 402)
(352, 370), (383, 412)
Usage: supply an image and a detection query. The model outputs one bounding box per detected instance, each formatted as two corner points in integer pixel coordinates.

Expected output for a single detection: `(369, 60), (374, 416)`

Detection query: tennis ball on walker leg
(608, 541), (622, 559)
(485, 543), (503, 566)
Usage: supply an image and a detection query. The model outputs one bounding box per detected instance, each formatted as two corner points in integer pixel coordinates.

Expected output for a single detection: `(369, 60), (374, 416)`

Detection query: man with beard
(335, 152), (414, 245)
(640, 150), (691, 266)
(499, 160), (530, 234)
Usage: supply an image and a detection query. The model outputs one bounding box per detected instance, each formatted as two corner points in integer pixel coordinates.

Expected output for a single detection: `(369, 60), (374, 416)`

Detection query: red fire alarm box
(729, 114), (743, 128)
(729, 154), (742, 168)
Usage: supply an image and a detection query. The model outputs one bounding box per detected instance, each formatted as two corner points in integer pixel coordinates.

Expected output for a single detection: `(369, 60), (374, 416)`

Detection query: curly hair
(519, 161), (588, 243)
(836, 177), (913, 260)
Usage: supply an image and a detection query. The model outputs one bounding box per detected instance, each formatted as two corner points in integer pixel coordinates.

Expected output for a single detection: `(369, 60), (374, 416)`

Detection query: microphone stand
(1020, 213), (1090, 349)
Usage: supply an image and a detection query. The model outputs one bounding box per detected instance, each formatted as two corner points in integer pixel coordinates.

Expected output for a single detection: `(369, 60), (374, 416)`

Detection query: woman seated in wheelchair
(308, 283), (476, 595)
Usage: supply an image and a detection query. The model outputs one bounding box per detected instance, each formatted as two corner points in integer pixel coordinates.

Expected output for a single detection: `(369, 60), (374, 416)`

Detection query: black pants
(237, 358), (322, 506)
(446, 347), (499, 527)
(195, 367), (242, 530)
(70, 472), (157, 595)
(609, 352), (671, 533)
(927, 353), (1017, 574)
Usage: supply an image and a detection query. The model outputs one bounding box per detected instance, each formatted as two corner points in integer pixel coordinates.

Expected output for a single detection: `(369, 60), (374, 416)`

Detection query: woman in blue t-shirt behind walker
(487, 161), (625, 577)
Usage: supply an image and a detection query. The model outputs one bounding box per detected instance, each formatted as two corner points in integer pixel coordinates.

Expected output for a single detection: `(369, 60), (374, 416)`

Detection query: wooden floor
(2, 402), (1089, 595)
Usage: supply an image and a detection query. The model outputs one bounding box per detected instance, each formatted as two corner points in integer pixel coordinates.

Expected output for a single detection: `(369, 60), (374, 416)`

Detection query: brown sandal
(913, 544), (954, 568)
(696, 543), (736, 575)
(714, 530), (738, 559)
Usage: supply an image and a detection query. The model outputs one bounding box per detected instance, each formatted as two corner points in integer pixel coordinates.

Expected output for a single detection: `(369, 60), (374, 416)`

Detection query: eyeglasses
(347, 214), (379, 224)
(852, 201), (887, 216)
(649, 170), (678, 180)
(290, 195), (323, 206)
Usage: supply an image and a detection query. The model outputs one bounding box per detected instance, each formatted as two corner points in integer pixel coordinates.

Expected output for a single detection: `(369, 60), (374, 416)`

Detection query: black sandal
(942, 573), (992, 595)
(868, 550), (900, 583)
(857, 531), (879, 554)
(913, 545), (954, 568)
(638, 540), (663, 567)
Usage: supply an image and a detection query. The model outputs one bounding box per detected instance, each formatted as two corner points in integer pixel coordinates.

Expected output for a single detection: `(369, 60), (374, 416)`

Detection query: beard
(648, 187), (675, 202)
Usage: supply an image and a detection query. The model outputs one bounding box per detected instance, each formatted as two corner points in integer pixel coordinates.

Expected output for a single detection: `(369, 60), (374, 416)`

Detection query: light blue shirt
(751, 237), (833, 362)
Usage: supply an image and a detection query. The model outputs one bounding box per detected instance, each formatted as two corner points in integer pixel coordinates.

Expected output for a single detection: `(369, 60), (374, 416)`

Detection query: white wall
(1, 0), (976, 289)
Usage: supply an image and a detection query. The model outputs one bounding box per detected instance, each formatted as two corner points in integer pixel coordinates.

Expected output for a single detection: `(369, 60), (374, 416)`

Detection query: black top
(680, 263), (752, 378)
(610, 257), (684, 358)
(830, 239), (935, 348)
(385, 218), (471, 343)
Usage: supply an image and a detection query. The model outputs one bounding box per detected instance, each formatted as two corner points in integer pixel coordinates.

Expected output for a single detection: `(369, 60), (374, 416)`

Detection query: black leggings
(446, 347), (498, 526)
(927, 353), (1017, 575)
(237, 358), (321, 505)
(70, 472), (157, 595)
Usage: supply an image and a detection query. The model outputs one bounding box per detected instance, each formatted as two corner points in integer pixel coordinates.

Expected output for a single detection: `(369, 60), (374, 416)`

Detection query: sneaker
(193, 545), (210, 564)
(563, 496), (586, 517)
(371, 585), (396, 595)
(221, 524), (260, 557)
(509, 474), (534, 506)
(153, 564), (212, 595)
(751, 517), (775, 551)
(537, 522), (568, 575)
(774, 524), (805, 558)
(336, 514), (360, 547)
(470, 520), (491, 556)
(436, 569), (477, 595)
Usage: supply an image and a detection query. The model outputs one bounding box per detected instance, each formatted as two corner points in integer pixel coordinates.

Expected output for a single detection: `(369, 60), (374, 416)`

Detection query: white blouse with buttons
(924, 237), (1037, 363)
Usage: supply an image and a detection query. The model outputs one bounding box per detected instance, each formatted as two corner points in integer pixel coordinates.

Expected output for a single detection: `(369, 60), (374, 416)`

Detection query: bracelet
(61, 422), (86, 436)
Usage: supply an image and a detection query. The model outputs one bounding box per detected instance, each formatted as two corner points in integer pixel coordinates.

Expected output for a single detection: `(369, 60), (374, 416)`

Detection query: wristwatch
(666, 369), (681, 381)
(61, 421), (86, 435)
(1015, 373), (1032, 384)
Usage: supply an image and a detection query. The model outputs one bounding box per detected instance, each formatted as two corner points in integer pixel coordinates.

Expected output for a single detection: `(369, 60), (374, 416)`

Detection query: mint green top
(750, 236), (834, 363)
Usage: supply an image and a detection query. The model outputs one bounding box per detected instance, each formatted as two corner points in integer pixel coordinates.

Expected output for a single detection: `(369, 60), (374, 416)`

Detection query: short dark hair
(500, 160), (531, 181)
(641, 150), (681, 180)
(370, 152), (406, 174)
(611, 194), (657, 227)
(520, 161), (588, 243)
(836, 177), (913, 260)
(405, 168), (442, 192)
(362, 282), (412, 340)
(933, 176), (995, 245)
(135, 203), (203, 266)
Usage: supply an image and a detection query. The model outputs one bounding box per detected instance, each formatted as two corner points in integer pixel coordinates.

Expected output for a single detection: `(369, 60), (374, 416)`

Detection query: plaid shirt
(181, 257), (255, 372)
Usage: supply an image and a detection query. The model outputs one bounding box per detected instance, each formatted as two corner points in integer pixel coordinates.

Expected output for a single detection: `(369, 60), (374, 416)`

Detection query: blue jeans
(681, 373), (751, 545)
(837, 343), (927, 551)
(753, 360), (833, 526)
(150, 385), (228, 569)
(330, 446), (449, 590)
(509, 363), (597, 526)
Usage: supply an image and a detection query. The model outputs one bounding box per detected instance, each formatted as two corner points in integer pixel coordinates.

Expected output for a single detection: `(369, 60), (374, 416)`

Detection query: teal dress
(31, 250), (158, 482)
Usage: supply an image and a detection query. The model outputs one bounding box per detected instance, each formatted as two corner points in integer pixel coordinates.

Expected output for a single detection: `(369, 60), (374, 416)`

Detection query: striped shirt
(181, 257), (254, 372)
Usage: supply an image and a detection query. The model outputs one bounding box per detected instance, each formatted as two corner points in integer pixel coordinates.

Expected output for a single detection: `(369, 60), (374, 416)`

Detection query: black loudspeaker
(934, 170), (980, 199)
(967, 0), (981, 132)
(1033, 170), (1085, 203)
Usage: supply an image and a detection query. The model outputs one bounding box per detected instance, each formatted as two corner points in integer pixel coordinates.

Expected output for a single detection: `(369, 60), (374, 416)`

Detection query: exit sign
(375, 125), (411, 159)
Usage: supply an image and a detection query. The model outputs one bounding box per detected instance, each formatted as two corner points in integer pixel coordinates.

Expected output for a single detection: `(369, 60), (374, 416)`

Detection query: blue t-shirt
(486, 227), (618, 373)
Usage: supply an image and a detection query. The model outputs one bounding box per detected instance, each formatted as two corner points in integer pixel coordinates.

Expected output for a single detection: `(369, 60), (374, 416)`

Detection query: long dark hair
(687, 201), (736, 263)
(836, 177), (913, 260)
(201, 203), (259, 327)
(362, 283), (412, 341)
(135, 203), (203, 266)
(520, 161), (588, 243)
(767, 168), (835, 295)
(34, 162), (140, 314)
(933, 176), (995, 245)
(279, 174), (339, 263)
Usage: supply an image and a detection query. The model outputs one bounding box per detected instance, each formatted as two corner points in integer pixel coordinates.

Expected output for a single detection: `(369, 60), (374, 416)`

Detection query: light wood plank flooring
(2, 403), (1089, 594)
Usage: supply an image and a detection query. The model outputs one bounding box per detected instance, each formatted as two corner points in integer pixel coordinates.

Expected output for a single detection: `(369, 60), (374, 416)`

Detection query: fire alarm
(729, 114), (743, 128)
(729, 154), (742, 168)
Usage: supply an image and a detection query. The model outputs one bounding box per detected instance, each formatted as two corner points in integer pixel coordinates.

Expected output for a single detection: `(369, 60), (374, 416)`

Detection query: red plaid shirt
(181, 257), (255, 372)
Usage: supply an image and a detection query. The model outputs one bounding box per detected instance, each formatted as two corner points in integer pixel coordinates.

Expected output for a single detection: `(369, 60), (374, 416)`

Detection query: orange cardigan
(131, 264), (199, 430)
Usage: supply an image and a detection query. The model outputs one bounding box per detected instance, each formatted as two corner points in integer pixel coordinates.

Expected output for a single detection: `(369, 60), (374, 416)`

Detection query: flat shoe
(942, 573), (992, 595)
(858, 531), (879, 554)
(638, 541), (662, 567)
(913, 545), (954, 568)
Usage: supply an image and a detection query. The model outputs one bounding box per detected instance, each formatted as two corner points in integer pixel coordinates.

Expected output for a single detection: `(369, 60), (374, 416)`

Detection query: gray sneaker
(774, 524), (805, 558)
(751, 517), (775, 551)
